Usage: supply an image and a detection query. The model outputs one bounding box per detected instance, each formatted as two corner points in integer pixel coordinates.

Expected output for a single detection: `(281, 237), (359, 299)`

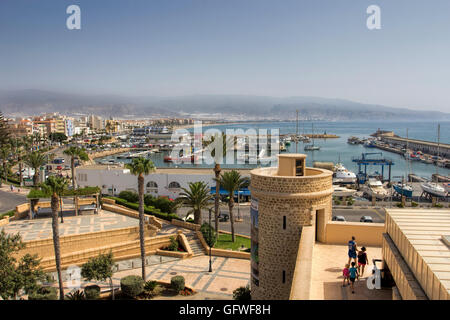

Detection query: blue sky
(0, 0), (449, 112)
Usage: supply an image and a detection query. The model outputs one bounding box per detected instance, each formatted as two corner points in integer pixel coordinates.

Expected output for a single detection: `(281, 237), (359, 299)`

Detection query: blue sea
(104, 120), (450, 180)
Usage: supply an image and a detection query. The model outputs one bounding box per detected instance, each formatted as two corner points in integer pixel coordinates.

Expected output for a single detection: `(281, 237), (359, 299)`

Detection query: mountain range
(0, 89), (448, 121)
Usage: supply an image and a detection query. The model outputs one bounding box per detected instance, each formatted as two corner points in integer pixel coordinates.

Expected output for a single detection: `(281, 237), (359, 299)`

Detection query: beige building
(382, 209), (450, 300)
(249, 154), (333, 300)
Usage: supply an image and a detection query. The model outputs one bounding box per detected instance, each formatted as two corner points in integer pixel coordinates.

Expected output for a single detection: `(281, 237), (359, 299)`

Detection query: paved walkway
(310, 243), (392, 300)
(59, 255), (250, 299)
(1, 210), (138, 241)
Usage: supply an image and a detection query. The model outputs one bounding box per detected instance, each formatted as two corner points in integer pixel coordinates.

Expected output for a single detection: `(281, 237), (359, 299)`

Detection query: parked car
(360, 216), (373, 223)
(218, 212), (230, 222)
(56, 165), (63, 170)
(332, 215), (346, 222)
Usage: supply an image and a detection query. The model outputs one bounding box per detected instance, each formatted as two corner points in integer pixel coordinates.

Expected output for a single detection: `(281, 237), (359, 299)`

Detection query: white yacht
(420, 182), (447, 198)
(333, 185), (357, 197)
(364, 178), (389, 200)
(332, 163), (357, 184)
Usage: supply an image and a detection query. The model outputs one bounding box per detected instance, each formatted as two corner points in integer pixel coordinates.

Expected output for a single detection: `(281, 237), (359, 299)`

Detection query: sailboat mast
(437, 123), (440, 176)
(296, 110), (299, 153)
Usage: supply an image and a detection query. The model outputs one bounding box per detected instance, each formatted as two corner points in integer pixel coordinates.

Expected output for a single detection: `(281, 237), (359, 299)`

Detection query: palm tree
(41, 175), (69, 300)
(204, 133), (234, 240)
(10, 138), (28, 187)
(178, 181), (213, 224)
(24, 151), (47, 187)
(0, 145), (11, 187)
(215, 170), (247, 242)
(63, 146), (89, 190)
(125, 157), (156, 281)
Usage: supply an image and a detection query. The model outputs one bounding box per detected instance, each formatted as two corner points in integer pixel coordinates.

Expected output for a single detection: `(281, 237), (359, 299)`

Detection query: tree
(178, 181), (213, 224)
(204, 133), (234, 240)
(63, 146), (89, 190)
(0, 145), (11, 187)
(49, 132), (68, 143)
(41, 176), (69, 300)
(125, 157), (156, 281)
(0, 111), (11, 149)
(24, 151), (47, 187)
(81, 251), (116, 300)
(215, 170), (247, 242)
(0, 230), (45, 300)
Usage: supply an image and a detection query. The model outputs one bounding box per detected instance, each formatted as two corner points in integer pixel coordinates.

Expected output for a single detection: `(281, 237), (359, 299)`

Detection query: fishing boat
(364, 178), (389, 200)
(347, 136), (360, 145)
(333, 163), (357, 184)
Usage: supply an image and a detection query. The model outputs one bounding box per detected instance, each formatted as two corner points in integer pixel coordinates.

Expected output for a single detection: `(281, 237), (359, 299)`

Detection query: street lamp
(208, 207), (213, 273)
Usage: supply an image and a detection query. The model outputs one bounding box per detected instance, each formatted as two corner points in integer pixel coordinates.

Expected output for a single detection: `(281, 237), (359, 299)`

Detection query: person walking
(342, 263), (350, 287)
(349, 261), (359, 294)
(347, 236), (358, 265)
(357, 247), (369, 277)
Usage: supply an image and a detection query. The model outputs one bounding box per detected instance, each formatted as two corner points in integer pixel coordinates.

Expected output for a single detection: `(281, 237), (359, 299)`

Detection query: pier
(380, 136), (450, 158)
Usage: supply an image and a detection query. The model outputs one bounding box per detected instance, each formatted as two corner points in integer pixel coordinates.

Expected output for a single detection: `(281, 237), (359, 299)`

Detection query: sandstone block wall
(250, 166), (332, 300)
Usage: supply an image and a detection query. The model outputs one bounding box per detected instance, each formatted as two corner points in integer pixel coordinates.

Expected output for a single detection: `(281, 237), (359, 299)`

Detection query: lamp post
(208, 207), (213, 273)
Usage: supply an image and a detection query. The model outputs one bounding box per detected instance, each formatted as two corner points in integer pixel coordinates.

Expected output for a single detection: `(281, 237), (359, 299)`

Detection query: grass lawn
(214, 233), (251, 251)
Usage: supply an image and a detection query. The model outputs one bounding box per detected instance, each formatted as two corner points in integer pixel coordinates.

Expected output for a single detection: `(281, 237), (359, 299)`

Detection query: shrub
(411, 201), (418, 207)
(200, 222), (216, 247)
(396, 202), (404, 208)
(168, 236), (179, 251)
(170, 276), (185, 292)
(186, 218), (195, 223)
(111, 197), (181, 222)
(154, 197), (175, 213)
(84, 285), (101, 300)
(144, 280), (158, 292)
(118, 190), (139, 203)
(120, 275), (144, 298)
(334, 200), (341, 205)
(28, 286), (58, 300)
(434, 203), (444, 208)
(233, 285), (251, 300)
(65, 289), (85, 300)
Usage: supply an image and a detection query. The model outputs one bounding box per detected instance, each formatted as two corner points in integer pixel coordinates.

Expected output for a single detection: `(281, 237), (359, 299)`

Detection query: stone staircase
(186, 234), (205, 256)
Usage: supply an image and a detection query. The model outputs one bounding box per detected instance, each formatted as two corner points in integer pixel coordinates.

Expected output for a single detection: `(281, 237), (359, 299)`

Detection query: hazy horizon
(1, 0), (450, 112)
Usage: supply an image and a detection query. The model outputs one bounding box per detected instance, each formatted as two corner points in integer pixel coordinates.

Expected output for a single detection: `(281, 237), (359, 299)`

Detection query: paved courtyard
(310, 243), (392, 300)
(1, 210), (138, 241)
(60, 255), (250, 299)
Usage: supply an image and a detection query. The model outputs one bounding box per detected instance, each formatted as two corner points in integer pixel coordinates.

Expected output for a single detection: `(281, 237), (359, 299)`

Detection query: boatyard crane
(352, 152), (394, 184)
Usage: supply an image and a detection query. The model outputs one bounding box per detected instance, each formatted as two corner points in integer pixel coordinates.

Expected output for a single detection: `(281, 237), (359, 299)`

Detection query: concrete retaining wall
(325, 221), (384, 247)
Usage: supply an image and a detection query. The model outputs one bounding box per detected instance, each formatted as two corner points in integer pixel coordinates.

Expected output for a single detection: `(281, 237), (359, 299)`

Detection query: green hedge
(120, 275), (144, 298)
(84, 285), (100, 300)
(28, 186), (100, 199)
(109, 197), (180, 222)
(0, 210), (15, 219)
(28, 286), (58, 300)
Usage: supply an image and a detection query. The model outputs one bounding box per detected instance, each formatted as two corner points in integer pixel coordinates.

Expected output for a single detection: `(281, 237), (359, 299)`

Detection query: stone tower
(249, 154), (333, 300)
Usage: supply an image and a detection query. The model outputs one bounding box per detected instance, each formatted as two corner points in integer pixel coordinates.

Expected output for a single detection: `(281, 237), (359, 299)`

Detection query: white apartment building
(76, 165), (251, 199)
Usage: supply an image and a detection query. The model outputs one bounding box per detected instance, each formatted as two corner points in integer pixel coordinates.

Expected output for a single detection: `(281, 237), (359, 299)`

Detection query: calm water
(100, 121), (450, 180)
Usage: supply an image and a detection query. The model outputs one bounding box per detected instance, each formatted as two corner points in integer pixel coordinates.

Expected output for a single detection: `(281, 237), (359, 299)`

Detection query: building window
(282, 270), (286, 283)
(168, 181), (181, 189)
(283, 216), (286, 230)
(146, 181), (158, 188)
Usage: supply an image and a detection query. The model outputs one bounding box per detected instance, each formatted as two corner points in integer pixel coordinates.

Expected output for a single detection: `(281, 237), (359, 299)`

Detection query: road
(0, 190), (27, 213)
(176, 204), (386, 237)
